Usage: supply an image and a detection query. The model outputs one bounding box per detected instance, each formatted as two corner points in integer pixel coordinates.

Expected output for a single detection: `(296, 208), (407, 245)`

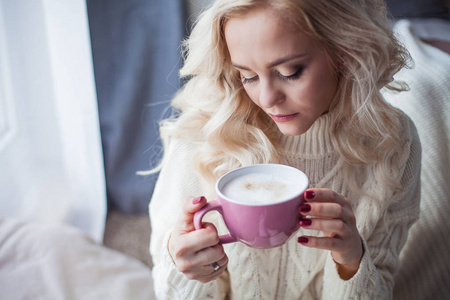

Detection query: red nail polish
(305, 190), (315, 200)
(192, 196), (204, 205)
(300, 219), (312, 227)
(298, 236), (309, 244)
(300, 204), (311, 213)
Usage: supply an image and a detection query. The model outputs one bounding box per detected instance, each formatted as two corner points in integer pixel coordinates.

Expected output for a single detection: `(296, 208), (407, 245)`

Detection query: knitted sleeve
(322, 116), (422, 300)
(149, 137), (227, 299)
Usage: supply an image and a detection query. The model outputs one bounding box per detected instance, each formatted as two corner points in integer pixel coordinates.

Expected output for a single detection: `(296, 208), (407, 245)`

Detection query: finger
(207, 258), (227, 275)
(304, 188), (350, 207)
(181, 253), (228, 283)
(174, 245), (222, 274)
(188, 265), (226, 283)
(173, 223), (220, 255)
(204, 255), (228, 277)
(176, 196), (208, 233)
(297, 235), (343, 251)
(178, 235), (224, 265)
(299, 218), (349, 236)
(202, 252), (229, 275)
(197, 244), (228, 266)
(300, 203), (354, 223)
(213, 253), (229, 269)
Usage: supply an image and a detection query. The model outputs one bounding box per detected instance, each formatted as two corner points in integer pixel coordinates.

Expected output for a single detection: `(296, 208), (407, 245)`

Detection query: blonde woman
(149, 0), (421, 299)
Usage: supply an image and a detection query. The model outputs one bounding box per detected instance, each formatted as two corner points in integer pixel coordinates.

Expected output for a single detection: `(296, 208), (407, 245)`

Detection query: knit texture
(149, 109), (421, 299)
(384, 20), (450, 300)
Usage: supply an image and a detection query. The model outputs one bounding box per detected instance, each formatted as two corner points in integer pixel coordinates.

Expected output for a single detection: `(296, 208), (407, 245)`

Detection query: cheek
(318, 66), (338, 96)
(243, 87), (260, 106)
(322, 78), (338, 106)
(309, 73), (337, 107)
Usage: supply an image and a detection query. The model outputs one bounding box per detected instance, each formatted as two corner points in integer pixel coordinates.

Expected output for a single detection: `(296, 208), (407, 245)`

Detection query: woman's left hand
(298, 188), (363, 280)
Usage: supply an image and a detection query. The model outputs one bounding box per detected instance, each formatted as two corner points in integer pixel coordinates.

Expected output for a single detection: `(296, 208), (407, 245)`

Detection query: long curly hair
(154, 0), (410, 194)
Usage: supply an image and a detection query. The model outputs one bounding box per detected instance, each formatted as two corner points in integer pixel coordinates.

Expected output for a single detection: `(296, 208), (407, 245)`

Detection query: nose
(258, 79), (284, 108)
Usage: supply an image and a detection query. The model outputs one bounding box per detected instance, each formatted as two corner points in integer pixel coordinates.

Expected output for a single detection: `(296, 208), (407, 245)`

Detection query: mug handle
(193, 201), (238, 244)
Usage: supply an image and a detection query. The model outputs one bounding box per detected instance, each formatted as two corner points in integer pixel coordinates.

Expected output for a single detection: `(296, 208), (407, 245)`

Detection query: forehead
(224, 7), (299, 43)
(224, 7), (316, 66)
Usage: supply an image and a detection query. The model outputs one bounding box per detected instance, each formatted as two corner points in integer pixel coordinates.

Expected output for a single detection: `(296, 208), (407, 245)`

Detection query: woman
(149, 0), (421, 299)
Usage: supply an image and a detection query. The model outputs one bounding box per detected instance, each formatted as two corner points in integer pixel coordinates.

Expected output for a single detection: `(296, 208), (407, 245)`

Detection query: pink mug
(194, 164), (309, 249)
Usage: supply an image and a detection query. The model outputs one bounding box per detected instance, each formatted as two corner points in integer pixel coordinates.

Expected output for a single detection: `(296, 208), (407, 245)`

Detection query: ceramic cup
(193, 164), (309, 249)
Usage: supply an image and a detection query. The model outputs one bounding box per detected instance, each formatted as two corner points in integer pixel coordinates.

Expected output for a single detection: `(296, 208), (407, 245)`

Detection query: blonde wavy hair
(154, 0), (410, 193)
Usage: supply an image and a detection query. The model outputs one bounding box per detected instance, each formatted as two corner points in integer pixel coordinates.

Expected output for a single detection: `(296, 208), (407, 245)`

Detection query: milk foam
(221, 172), (298, 204)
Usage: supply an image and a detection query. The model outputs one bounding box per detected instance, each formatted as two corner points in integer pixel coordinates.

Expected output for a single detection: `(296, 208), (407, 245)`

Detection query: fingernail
(298, 236), (309, 244)
(305, 190), (316, 200)
(299, 219), (312, 227)
(300, 204), (311, 213)
(192, 196), (205, 205)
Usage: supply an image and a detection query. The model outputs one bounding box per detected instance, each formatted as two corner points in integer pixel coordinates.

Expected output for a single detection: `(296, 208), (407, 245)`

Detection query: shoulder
(158, 134), (203, 182)
(166, 135), (200, 158)
(397, 110), (419, 144)
(397, 111), (421, 159)
(393, 111), (422, 193)
(150, 136), (204, 208)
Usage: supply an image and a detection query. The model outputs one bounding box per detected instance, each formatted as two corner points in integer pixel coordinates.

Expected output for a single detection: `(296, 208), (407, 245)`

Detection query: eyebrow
(231, 54), (306, 70)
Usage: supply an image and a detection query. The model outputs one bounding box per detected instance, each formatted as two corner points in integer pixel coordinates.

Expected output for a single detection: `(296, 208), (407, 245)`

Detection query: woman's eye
(241, 75), (258, 84)
(278, 66), (305, 81)
(239, 65), (304, 84)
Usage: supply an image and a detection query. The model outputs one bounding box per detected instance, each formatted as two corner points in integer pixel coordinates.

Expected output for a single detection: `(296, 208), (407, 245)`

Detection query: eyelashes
(240, 66), (305, 85)
(278, 67), (304, 82)
(242, 76), (258, 84)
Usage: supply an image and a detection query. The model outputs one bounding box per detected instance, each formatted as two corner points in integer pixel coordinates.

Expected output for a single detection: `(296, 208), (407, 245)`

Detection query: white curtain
(0, 0), (106, 242)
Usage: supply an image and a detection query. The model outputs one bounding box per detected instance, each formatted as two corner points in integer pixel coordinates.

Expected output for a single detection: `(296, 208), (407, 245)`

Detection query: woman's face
(225, 7), (339, 136)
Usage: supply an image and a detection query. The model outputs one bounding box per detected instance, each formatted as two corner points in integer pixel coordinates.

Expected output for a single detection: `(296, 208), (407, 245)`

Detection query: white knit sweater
(149, 105), (421, 299)
(383, 20), (450, 300)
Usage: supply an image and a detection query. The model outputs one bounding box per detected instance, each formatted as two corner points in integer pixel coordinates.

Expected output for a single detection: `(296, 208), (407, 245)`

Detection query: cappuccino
(221, 172), (298, 204)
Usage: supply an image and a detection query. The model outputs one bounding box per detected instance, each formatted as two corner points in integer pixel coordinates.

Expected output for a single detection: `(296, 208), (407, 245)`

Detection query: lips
(268, 113), (298, 122)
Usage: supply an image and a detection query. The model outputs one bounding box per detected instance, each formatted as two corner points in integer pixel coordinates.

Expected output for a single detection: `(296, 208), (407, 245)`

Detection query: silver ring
(211, 262), (220, 271)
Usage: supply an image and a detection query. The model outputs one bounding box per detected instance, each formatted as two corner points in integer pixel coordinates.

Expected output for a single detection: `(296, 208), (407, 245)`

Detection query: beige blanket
(0, 217), (155, 300)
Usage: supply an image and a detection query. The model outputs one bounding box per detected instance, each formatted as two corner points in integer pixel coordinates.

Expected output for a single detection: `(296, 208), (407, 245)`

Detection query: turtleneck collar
(277, 109), (337, 158)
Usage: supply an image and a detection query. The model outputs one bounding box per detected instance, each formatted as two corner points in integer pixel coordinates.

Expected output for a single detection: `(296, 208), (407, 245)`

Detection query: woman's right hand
(168, 196), (228, 283)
